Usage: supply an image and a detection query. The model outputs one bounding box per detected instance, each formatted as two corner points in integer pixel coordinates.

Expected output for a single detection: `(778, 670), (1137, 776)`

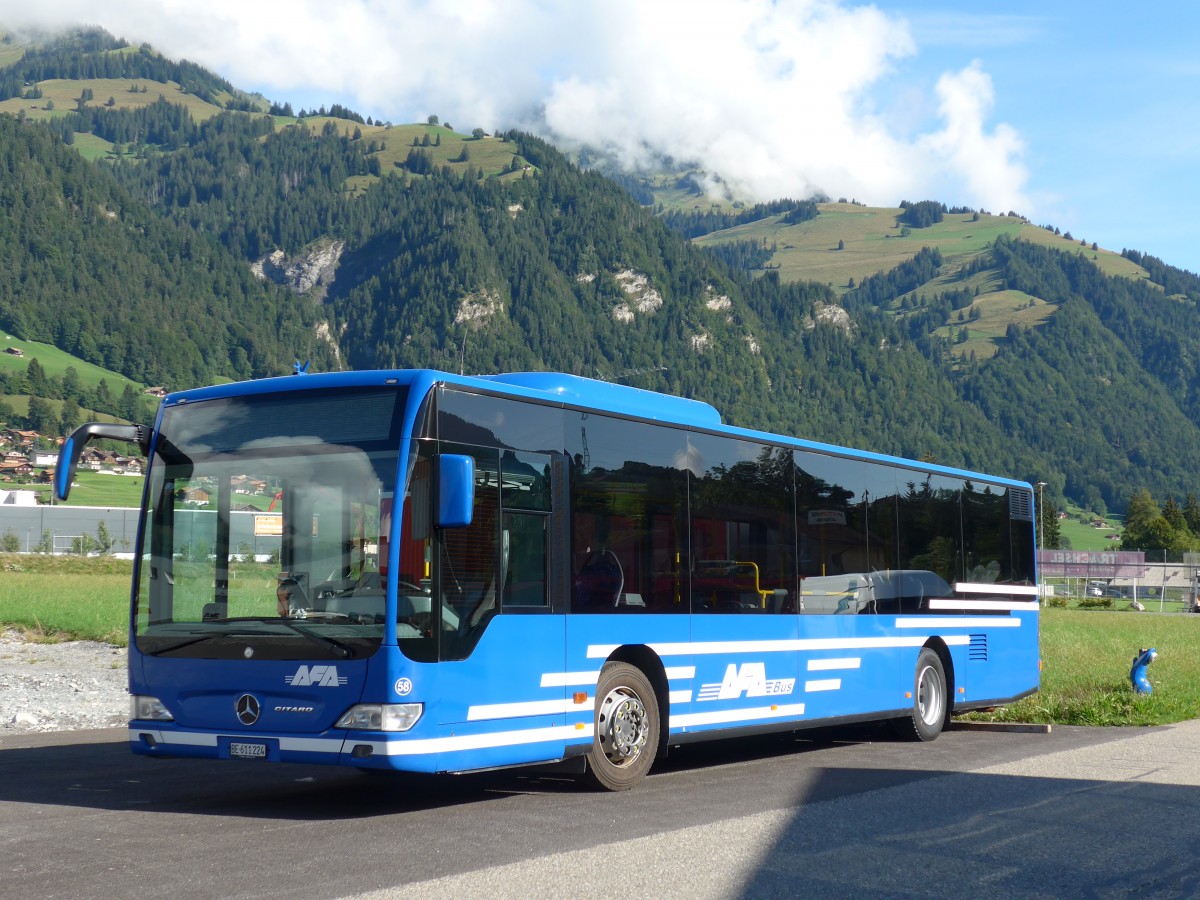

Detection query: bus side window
(568, 415), (687, 614)
(499, 451), (551, 609)
(688, 435), (796, 614)
(502, 513), (548, 607)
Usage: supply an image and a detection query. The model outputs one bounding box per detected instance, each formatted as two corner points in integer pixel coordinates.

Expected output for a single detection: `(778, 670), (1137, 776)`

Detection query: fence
(1043, 560), (1200, 613)
(0, 505), (285, 560)
(0, 505), (141, 554)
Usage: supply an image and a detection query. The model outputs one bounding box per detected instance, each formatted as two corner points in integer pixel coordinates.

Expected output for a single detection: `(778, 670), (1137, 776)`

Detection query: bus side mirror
(436, 454), (474, 528)
(56, 422), (151, 502)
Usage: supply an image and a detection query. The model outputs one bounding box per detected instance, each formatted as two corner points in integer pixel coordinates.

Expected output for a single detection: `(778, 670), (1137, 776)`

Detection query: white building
(0, 490), (39, 506)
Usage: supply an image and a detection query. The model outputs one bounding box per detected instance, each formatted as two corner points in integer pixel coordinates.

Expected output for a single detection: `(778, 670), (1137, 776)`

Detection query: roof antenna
(293, 360), (310, 375)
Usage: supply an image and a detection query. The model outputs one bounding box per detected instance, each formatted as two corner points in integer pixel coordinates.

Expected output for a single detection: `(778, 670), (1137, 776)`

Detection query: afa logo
(697, 662), (795, 701)
(284, 665), (349, 687)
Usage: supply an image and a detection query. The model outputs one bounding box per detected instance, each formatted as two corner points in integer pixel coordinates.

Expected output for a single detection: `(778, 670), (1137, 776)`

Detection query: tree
(1120, 488), (1196, 559)
(118, 384), (142, 422)
(1037, 496), (1062, 550)
(62, 367), (82, 401)
(1121, 488), (1160, 545)
(471, 128), (485, 140)
(95, 521), (115, 554)
(898, 200), (946, 228)
(405, 149), (433, 175)
(25, 395), (56, 434)
(59, 396), (82, 436)
(25, 357), (48, 396)
(837, 239), (845, 251)
(1183, 493), (1200, 534)
(1163, 496), (1187, 532)
(427, 114), (439, 126)
(95, 379), (112, 412)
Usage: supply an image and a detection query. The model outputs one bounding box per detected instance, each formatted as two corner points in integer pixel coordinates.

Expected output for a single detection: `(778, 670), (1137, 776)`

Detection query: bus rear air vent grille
(968, 633), (988, 662)
(1009, 488), (1033, 522)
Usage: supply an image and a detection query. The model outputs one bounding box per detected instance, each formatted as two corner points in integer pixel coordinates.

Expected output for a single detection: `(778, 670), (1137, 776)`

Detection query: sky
(2, 0), (1198, 273)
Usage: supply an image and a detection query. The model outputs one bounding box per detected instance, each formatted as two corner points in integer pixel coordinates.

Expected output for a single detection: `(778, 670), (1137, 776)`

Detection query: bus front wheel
(893, 648), (947, 742)
(586, 662), (660, 791)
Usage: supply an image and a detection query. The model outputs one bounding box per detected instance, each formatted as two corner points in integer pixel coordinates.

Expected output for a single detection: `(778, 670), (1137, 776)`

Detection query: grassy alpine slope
(693, 201), (1150, 293)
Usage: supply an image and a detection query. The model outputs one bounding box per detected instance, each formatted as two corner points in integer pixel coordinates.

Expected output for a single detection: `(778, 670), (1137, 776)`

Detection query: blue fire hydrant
(1130, 647), (1157, 695)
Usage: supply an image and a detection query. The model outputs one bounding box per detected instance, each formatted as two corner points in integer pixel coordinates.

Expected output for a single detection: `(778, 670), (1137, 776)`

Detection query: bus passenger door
(431, 448), (568, 758)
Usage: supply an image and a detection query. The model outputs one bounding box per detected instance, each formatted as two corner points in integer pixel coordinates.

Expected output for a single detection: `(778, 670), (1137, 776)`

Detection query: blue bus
(57, 370), (1039, 790)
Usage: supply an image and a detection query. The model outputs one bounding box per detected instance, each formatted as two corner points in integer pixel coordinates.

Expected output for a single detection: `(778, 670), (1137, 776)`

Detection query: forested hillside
(3, 27), (1200, 521)
(0, 115), (338, 383)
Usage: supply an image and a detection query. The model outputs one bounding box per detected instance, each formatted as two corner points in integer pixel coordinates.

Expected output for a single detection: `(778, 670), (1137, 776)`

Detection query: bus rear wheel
(586, 662), (660, 791)
(893, 648), (947, 742)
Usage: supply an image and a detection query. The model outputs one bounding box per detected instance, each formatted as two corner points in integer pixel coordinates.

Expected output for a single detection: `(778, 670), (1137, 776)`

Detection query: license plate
(229, 741), (267, 759)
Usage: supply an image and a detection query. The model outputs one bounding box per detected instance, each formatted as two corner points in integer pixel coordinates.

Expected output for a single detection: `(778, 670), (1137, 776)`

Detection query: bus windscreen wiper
(146, 619), (354, 659)
(272, 620), (356, 659)
(145, 630), (232, 656)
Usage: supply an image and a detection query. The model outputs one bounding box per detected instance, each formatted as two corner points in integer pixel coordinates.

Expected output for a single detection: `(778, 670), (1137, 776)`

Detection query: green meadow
(0, 334), (143, 396)
(967, 608), (1200, 727)
(14, 470), (146, 507)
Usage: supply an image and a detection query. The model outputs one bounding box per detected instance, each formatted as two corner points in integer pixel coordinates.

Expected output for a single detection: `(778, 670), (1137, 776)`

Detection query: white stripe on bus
(807, 657), (861, 671)
(540, 671), (600, 687)
(895, 617), (1020, 628)
(804, 679), (841, 692)
(954, 582), (1040, 596)
(368, 724), (595, 756)
(540, 665), (695, 689)
(468, 698), (594, 721)
(929, 598), (1040, 611)
(589, 634), (970, 658)
(129, 729), (217, 748)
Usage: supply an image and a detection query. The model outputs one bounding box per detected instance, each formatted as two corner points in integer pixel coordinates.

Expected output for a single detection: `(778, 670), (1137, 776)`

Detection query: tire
(893, 648), (947, 742)
(586, 662), (660, 791)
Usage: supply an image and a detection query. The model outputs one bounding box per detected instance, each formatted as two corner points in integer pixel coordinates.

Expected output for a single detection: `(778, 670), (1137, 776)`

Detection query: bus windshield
(134, 386), (407, 660)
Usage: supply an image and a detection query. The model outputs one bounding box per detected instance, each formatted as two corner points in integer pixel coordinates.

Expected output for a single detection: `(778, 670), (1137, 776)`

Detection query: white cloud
(0, 0), (1032, 213)
(915, 62), (1029, 214)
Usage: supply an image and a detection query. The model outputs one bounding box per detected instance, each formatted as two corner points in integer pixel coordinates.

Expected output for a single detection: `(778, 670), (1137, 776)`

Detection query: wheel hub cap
(598, 688), (649, 764)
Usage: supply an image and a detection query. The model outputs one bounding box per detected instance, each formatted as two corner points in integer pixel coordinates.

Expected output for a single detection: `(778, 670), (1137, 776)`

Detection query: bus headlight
(131, 695), (173, 721)
(336, 703), (423, 732)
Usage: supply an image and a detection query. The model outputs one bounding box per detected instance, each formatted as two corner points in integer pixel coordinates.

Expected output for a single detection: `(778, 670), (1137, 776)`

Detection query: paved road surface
(2, 720), (1198, 898)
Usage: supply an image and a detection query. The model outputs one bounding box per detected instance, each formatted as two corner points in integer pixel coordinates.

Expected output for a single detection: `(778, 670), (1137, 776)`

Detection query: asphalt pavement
(360, 719), (1200, 899)
(3, 720), (1198, 898)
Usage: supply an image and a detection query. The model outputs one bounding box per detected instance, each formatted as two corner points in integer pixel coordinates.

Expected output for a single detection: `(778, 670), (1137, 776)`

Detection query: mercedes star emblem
(235, 693), (261, 725)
